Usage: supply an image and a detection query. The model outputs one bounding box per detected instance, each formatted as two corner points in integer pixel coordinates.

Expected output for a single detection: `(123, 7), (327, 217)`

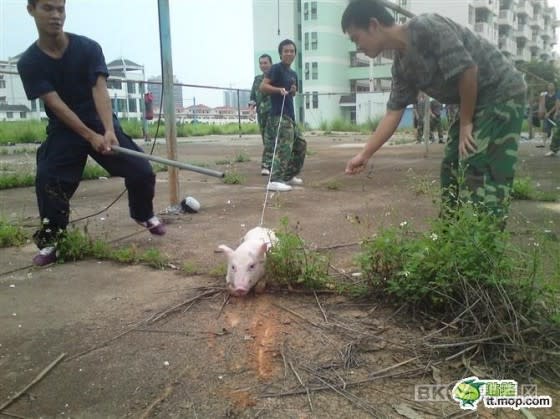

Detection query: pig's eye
(248, 263), (255, 270)
(231, 265), (236, 271)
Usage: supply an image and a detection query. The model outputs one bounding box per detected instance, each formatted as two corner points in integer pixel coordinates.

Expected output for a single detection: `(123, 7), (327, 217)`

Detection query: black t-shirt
(266, 62), (298, 121)
(17, 33), (109, 127)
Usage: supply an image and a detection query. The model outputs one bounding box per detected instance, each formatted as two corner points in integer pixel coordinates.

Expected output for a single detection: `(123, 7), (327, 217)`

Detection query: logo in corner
(451, 377), (485, 410)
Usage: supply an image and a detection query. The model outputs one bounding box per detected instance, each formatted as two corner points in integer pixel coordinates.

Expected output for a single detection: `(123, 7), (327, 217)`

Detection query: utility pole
(158, 0), (180, 207)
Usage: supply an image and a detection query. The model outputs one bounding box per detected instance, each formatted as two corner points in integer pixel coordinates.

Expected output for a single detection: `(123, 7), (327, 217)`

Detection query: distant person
(341, 0), (526, 226)
(18, 0), (165, 266)
(413, 92), (427, 143)
(445, 103), (459, 129)
(260, 39), (307, 192)
(249, 54), (273, 175)
(539, 82), (557, 140)
(430, 99), (444, 143)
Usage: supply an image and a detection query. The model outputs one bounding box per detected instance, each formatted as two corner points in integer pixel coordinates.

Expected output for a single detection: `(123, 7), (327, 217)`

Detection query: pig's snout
(231, 287), (249, 297)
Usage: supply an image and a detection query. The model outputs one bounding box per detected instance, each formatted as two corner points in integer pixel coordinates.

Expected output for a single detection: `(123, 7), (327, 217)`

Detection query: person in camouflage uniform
(413, 92), (426, 143)
(260, 39), (307, 192)
(249, 54), (274, 174)
(430, 99), (444, 143)
(341, 0), (526, 226)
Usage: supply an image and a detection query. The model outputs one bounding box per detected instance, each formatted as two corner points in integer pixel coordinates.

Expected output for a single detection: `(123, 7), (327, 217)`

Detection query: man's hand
(278, 87), (289, 96)
(345, 152), (368, 175)
(459, 123), (477, 158)
(88, 131), (116, 154)
(290, 84), (297, 96)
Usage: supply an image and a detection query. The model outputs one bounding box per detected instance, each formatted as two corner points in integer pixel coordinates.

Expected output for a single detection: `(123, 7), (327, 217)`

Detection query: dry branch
(0, 353), (66, 412)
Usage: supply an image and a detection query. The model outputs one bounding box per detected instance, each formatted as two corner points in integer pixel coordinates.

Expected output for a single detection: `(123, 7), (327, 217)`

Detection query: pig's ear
(218, 244), (234, 257)
(258, 242), (268, 257)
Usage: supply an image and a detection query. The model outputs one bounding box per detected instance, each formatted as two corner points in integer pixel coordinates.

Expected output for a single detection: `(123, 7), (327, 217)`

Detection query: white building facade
(252, 0), (559, 128)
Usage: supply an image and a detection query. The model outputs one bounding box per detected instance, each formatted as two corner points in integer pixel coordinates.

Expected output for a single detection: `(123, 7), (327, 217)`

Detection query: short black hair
(28, 0), (66, 7)
(341, 0), (395, 33)
(278, 39), (297, 56)
(259, 54), (272, 64)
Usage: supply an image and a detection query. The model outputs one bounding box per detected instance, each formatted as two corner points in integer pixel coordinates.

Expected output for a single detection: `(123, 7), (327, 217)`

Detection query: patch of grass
(0, 173), (35, 189)
(266, 217), (331, 290)
(181, 261), (202, 275)
(234, 151), (251, 163)
(408, 173), (439, 196)
(0, 121), (47, 145)
(355, 202), (560, 382)
(324, 180), (342, 191)
(208, 264), (227, 278)
(215, 159), (232, 166)
(55, 227), (169, 268)
(0, 218), (28, 247)
(223, 172), (245, 185)
(512, 176), (558, 202)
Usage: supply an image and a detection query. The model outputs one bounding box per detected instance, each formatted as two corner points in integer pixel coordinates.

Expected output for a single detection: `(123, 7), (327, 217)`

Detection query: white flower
(430, 233), (438, 241)
(400, 221), (408, 228)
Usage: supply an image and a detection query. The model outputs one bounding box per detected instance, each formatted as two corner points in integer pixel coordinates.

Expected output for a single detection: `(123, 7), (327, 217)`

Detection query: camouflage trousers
(257, 111), (274, 169)
(266, 115), (307, 182)
(441, 95), (525, 221)
(550, 124), (560, 153)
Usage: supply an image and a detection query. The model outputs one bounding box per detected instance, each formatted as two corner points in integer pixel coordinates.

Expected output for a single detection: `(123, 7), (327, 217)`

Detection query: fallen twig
(272, 303), (320, 328)
(0, 353), (66, 412)
(288, 361), (313, 412)
(313, 291), (328, 323)
(148, 289), (222, 324)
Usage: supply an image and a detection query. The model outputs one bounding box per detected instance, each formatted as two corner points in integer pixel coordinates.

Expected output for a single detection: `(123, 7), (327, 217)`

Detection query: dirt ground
(0, 132), (559, 418)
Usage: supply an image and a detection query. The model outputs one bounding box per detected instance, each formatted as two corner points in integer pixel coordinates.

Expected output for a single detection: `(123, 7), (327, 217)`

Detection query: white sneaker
(287, 176), (303, 185)
(545, 151), (558, 157)
(261, 168), (270, 176)
(267, 181), (293, 192)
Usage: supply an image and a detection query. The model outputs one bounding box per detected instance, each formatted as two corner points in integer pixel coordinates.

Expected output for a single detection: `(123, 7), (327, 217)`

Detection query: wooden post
(422, 94), (431, 155)
(158, 0), (180, 206)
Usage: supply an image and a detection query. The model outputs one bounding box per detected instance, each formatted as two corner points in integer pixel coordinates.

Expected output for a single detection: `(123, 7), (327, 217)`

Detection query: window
(311, 1), (317, 19)
(20, 112), (26, 119)
(119, 99), (127, 112)
(128, 98), (138, 112)
(305, 63), (310, 80)
(127, 81), (136, 94)
(109, 79), (123, 90)
(0, 96), (6, 104)
(305, 93), (310, 109)
(305, 32), (309, 50)
(311, 32), (318, 50)
(304, 2), (308, 20)
(298, 24), (302, 41)
(311, 62), (318, 80)
(297, 0), (301, 12)
(312, 92), (318, 109)
(0, 79), (5, 89)
(6, 112), (13, 119)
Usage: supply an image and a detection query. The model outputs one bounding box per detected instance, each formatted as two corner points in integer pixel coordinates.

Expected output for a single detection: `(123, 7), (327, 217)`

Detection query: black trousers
(34, 118), (155, 248)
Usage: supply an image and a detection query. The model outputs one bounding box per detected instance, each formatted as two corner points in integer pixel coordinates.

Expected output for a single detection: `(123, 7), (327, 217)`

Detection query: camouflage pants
(267, 115), (307, 182)
(430, 116), (443, 141)
(258, 111), (274, 169)
(416, 118), (424, 142)
(550, 124), (560, 153)
(441, 95), (525, 221)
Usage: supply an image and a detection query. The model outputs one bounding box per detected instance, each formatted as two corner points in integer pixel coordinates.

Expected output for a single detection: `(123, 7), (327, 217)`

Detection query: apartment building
(106, 58), (147, 120)
(0, 58), (36, 121)
(252, 0), (559, 128)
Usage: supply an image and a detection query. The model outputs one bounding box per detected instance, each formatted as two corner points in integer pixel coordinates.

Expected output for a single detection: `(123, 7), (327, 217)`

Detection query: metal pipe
(112, 145), (224, 178)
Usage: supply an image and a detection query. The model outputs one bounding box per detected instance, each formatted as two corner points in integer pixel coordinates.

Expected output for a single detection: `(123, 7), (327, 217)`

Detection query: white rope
(259, 93), (287, 226)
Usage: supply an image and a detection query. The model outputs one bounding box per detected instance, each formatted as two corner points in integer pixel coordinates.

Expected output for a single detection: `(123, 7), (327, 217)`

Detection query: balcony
(529, 36), (544, 50)
(499, 36), (517, 55)
(516, 1), (534, 19)
(515, 23), (532, 39)
(472, 0), (499, 14)
(499, 9), (516, 27)
(474, 22), (497, 44)
(530, 15), (544, 29)
(514, 47), (532, 62)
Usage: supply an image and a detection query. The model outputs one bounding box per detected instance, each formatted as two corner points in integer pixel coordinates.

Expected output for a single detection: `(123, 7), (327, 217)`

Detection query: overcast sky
(2, 0), (560, 106)
(0, 0), (255, 107)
